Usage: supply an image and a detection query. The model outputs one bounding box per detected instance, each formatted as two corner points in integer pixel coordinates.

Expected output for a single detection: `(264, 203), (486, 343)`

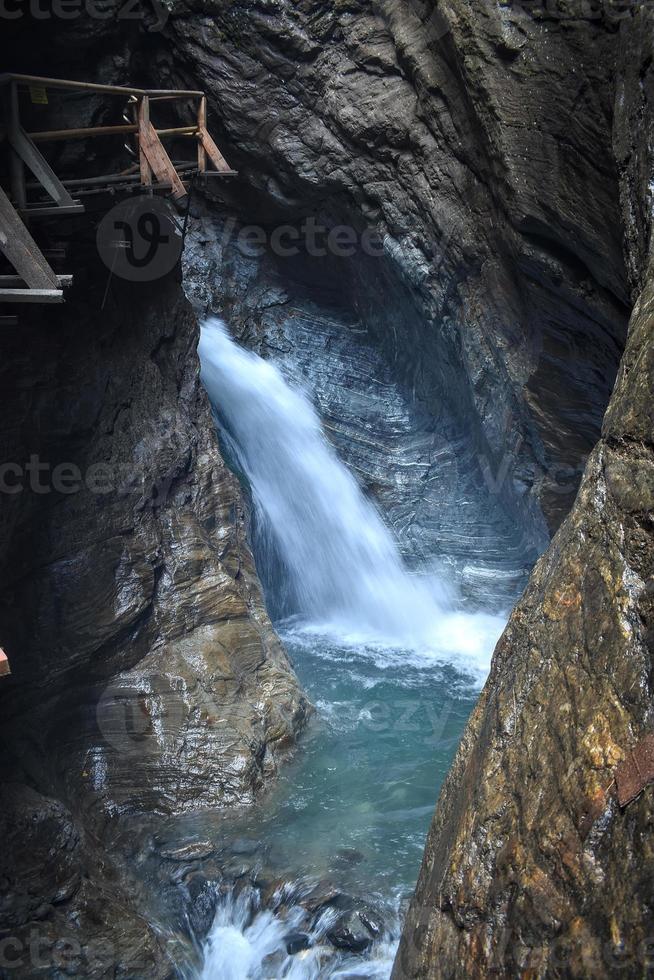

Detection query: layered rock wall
(393, 7), (654, 976)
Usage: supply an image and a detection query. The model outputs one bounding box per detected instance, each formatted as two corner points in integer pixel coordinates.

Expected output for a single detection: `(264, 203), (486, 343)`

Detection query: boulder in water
(285, 931), (311, 955)
(328, 910), (373, 953)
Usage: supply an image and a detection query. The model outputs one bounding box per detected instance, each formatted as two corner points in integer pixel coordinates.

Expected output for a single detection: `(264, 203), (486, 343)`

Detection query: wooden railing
(0, 74), (236, 306)
(1, 73), (235, 209)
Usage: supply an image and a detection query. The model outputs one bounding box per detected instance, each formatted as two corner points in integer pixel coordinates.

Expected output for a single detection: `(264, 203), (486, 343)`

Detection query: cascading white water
(197, 319), (507, 979)
(199, 318), (501, 667)
(198, 885), (397, 980)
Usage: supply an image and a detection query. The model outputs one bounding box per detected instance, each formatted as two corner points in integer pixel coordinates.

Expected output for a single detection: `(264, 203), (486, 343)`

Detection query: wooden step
(197, 169), (238, 178)
(0, 274), (72, 286)
(20, 203), (84, 218)
(0, 288), (64, 304)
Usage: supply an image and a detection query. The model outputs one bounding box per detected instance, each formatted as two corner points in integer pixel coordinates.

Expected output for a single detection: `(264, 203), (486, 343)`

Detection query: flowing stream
(196, 319), (506, 978)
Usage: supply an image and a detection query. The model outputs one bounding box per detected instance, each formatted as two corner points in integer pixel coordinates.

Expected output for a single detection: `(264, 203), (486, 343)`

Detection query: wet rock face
(0, 254), (309, 973)
(393, 11), (654, 979)
(163, 0), (629, 541)
(393, 285), (654, 979)
(0, 259), (309, 815)
(0, 785), (176, 978)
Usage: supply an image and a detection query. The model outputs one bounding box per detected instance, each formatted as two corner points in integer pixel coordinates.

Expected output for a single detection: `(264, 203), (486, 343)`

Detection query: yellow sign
(29, 85), (48, 105)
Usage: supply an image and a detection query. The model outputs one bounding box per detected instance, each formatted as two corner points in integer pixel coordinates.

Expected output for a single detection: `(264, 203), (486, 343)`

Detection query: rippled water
(196, 319), (506, 977)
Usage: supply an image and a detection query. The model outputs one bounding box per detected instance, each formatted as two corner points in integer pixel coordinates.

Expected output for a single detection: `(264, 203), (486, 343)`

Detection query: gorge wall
(0, 0), (651, 976)
(392, 7), (654, 979)
(161, 0), (630, 544)
(0, 144), (308, 976)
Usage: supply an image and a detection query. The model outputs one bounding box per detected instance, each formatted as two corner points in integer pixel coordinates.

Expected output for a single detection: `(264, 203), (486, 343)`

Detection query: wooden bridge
(0, 73), (237, 308)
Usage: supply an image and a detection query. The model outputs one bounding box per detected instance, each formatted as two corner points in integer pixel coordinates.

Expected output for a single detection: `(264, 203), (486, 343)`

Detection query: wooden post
(197, 96), (207, 174)
(137, 96), (153, 189)
(8, 83), (26, 209)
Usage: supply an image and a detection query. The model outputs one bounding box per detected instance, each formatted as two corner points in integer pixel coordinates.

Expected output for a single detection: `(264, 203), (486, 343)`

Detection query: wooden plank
(0, 275), (72, 286)
(0, 288), (63, 304)
(198, 126), (233, 173)
(0, 186), (59, 289)
(139, 109), (188, 200)
(198, 97), (207, 173)
(8, 126), (76, 207)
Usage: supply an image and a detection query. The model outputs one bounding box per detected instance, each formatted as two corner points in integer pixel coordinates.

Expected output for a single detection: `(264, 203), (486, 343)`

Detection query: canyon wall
(0, 200), (308, 974)
(393, 7), (654, 977)
(162, 0), (629, 547)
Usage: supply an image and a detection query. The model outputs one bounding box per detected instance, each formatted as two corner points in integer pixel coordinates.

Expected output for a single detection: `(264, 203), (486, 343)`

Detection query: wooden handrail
(0, 73), (203, 99)
(27, 124), (199, 143)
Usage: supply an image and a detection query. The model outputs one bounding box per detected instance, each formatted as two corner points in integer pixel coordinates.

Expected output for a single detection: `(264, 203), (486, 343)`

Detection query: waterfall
(199, 319), (503, 671)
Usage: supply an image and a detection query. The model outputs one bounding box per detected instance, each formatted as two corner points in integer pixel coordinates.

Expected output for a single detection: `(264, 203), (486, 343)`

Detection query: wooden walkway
(0, 73), (237, 306)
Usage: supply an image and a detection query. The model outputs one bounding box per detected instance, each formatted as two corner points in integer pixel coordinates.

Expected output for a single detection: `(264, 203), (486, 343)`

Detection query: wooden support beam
(198, 125), (233, 174)
(138, 101), (188, 201)
(198, 96), (207, 174)
(0, 288), (64, 304)
(0, 186), (59, 289)
(137, 97), (153, 189)
(8, 125), (76, 207)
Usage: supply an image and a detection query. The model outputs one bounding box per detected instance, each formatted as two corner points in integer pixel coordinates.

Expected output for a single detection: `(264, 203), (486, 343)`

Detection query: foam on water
(198, 885), (398, 980)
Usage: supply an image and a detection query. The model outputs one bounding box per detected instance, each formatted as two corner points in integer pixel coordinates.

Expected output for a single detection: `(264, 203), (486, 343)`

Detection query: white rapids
(198, 318), (504, 677)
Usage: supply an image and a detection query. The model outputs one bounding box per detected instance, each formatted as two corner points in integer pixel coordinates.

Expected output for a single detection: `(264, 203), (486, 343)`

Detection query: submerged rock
(160, 841), (215, 862)
(328, 910), (373, 954)
(285, 931), (311, 955)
